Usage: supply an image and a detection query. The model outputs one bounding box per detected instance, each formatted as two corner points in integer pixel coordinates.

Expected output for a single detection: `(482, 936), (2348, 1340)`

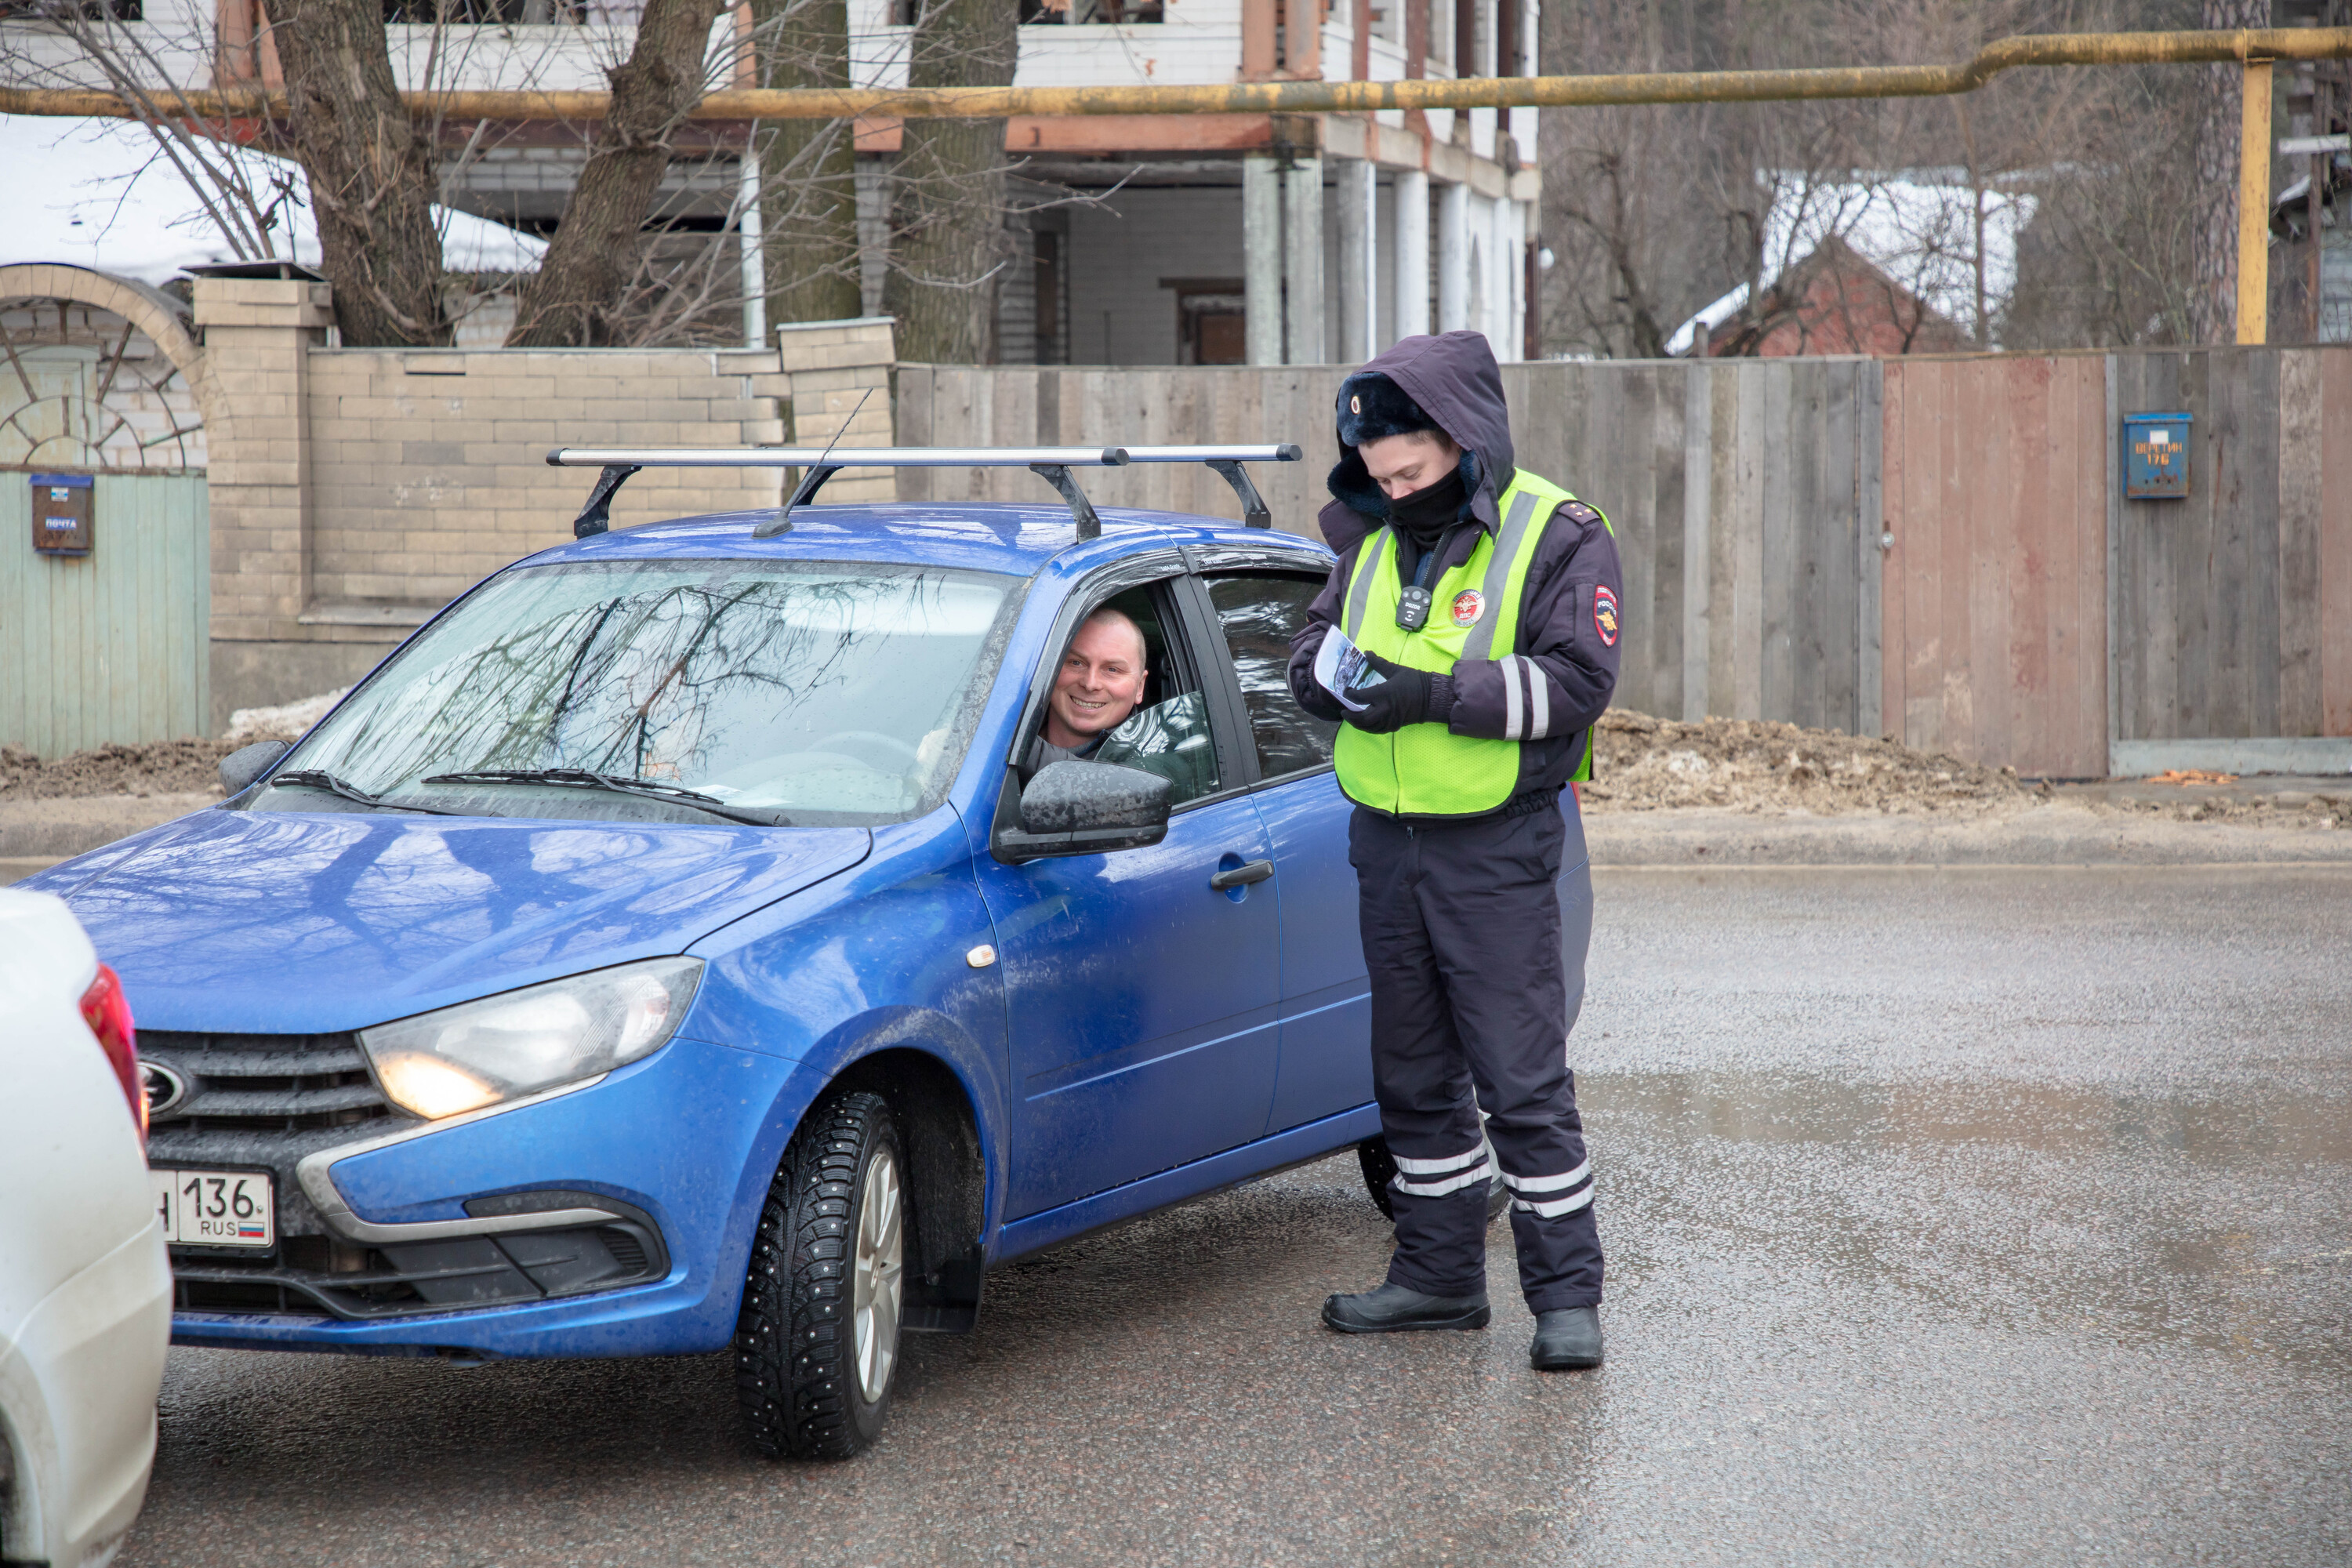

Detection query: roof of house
(5, 113), (547, 287)
(1665, 172), (2039, 356)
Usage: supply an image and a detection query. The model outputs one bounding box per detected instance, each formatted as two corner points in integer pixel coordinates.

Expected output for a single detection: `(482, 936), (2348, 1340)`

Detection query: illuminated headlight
(359, 957), (703, 1121)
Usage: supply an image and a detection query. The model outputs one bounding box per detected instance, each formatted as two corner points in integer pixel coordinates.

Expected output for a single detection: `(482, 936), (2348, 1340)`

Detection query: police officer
(1287, 331), (1621, 1371)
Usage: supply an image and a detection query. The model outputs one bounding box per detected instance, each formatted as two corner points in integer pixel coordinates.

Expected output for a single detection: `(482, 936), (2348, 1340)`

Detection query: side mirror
(994, 760), (1171, 862)
(219, 739), (290, 797)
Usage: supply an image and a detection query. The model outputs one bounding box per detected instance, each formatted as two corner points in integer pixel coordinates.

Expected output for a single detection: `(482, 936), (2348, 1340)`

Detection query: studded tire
(735, 1090), (905, 1460)
(1357, 1134), (1510, 1225)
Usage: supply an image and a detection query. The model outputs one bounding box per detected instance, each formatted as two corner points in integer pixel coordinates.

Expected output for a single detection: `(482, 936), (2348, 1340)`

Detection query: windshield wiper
(268, 769), (469, 816)
(420, 768), (782, 826)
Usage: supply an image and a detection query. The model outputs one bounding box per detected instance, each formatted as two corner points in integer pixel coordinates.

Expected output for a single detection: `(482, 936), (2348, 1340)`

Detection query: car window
(1203, 573), (1338, 780)
(274, 559), (1022, 826)
(1027, 582), (1221, 808)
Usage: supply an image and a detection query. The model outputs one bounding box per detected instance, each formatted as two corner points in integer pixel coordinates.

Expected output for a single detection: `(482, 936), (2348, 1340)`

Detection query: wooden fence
(900, 358), (1884, 733)
(0, 471), (210, 756)
(903, 347), (2352, 778)
(903, 358), (1885, 742)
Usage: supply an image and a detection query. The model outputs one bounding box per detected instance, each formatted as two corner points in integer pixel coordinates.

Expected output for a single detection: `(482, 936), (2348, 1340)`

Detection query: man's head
(1044, 606), (1148, 750)
(1335, 368), (1463, 499)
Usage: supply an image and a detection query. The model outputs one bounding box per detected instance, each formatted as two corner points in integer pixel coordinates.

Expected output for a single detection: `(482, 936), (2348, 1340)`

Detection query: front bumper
(162, 1035), (807, 1359)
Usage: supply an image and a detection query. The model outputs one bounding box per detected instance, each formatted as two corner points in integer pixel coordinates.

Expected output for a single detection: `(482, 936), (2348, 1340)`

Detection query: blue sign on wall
(2122, 412), (2190, 500)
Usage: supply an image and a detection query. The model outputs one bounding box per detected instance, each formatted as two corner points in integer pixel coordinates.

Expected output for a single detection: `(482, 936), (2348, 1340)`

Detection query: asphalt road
(122, 866), (2352, 1566)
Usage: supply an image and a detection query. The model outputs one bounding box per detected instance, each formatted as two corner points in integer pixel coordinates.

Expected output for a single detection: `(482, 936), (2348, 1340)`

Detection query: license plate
(153, 1167), (275, 1248)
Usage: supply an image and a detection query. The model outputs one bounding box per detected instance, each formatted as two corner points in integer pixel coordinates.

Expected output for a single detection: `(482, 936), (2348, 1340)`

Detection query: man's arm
(1285, 549), (1354, 724)
(1442, 501), (1622, 742)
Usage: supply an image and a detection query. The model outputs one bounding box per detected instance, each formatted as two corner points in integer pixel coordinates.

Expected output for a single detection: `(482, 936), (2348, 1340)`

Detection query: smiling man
(1025, 606), (1149, 774)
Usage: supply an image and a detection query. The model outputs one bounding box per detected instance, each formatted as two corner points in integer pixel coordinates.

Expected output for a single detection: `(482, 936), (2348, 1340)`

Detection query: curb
(1584, 805), (2352, 868)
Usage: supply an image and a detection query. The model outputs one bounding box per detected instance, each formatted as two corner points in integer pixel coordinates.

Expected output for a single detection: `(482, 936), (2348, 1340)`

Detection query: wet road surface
(124, 866), (2352, 1566)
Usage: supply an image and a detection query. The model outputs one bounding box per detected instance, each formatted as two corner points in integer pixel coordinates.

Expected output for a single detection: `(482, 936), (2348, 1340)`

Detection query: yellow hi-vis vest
(1333, 469), (1600, 817)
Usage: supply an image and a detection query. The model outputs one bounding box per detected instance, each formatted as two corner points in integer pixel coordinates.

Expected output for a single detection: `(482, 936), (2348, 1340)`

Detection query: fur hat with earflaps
(1335, 372), (1443, 448)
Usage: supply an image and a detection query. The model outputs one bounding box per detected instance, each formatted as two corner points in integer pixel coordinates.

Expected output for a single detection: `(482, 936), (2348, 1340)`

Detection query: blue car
(31, 444), (1588, 1458)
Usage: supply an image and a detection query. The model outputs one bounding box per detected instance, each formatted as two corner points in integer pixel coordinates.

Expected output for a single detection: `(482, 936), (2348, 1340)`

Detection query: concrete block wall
(304, 346), (789, 609)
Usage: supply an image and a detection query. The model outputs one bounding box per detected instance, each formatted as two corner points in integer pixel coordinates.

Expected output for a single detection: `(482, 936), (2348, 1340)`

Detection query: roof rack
(545, 443), (1302, 542)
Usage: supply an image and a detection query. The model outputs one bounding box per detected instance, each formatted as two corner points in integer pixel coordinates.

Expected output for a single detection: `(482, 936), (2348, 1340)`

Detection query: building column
(1243, 155), (1283, 366)
(1490, 195), (1517, 358)
(1336, 157), (1376, 364)
(1436, 179), (1470, 333)
(775, 317), (898, 503)
(1393, 169), (1430, 340)
(1283, 154), (1327, 364)
(1508, 199), (1531, 362)
(194, 274), (330, 648)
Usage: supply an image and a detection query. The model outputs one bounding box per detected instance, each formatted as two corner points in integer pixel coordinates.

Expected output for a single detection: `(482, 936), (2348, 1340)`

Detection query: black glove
(1346, 654), (1444, 735)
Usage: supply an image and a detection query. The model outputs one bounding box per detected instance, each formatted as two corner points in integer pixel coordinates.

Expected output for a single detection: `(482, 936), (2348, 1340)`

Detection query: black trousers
(1349, 797), (1603, 1313)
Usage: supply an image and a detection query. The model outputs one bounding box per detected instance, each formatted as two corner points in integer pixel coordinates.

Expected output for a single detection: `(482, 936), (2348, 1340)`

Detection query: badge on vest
(1593, 585), (1621, 648)
(1450, 589), (1485, 627)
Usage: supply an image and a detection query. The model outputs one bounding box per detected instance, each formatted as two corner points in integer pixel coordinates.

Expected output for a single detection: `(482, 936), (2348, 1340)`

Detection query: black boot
(1529, 1305), (1602, 1370)
(1322, 1281), (1491, 1334)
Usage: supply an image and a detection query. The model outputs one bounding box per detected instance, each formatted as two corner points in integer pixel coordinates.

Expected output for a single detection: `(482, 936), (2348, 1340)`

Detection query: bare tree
(753, 0), (861, 325)
(1539, 0), (2253, 358)
(507, 0), (730, 344)
(884, 0), (1018, 364)
(264, 0), (450, 344)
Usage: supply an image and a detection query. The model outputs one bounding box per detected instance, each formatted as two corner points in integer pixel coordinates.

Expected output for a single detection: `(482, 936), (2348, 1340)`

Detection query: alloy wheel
(851, 1145), (904, 1404)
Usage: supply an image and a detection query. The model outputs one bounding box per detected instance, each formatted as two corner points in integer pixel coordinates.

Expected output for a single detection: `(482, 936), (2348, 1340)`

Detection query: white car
(0, 888), (171, 1568)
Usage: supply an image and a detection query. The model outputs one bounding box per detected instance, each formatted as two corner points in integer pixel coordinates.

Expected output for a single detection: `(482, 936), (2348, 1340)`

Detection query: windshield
(273, 559), (1022, 826)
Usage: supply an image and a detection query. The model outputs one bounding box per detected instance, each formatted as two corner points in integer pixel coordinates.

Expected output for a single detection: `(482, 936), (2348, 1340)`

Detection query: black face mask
(1385, 466), (1468, 544)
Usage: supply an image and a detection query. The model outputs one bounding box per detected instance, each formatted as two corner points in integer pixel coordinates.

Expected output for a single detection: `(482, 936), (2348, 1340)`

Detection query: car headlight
(359, 957), (704, 1120)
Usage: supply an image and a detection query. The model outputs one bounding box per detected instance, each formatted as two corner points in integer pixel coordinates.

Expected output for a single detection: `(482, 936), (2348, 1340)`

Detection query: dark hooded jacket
(1285, 331), (1623, 817)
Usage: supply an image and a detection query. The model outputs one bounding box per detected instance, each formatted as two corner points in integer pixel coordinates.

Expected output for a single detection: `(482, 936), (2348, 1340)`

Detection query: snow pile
(223, 688), (349, 746)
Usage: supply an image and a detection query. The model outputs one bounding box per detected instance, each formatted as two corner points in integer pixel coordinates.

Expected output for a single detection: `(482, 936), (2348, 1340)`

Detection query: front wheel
(736, 1090), (906, 1460)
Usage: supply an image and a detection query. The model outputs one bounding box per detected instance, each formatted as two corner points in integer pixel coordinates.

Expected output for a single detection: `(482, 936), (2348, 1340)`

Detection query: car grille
(140, 1029), (392, 1134)
(170, 1224), (669, 1319)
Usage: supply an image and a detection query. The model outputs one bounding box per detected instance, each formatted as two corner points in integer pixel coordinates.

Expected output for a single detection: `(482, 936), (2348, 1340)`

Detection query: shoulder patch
(1563, 501), (1599, 524)
(1592, 584), (1620, 648)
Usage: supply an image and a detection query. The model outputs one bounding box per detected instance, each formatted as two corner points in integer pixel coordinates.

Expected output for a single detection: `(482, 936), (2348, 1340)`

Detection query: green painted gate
(1, 472), (211, 755)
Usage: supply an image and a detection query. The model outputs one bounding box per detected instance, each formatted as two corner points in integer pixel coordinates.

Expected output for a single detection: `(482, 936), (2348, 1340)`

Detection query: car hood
(53, 808), (873, 1034)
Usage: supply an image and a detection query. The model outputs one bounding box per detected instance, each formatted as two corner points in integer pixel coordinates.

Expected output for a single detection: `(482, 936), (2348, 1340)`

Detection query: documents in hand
(1312, 627), (1388, 713)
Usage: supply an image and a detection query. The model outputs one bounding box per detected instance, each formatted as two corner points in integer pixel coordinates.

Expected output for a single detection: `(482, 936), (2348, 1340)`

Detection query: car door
(1187, 564), (1373, 1135)
(973, 562), (1281, 1220)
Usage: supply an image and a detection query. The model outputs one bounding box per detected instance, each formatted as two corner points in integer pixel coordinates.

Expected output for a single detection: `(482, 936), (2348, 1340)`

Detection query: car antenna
(764, 386), (872, 539)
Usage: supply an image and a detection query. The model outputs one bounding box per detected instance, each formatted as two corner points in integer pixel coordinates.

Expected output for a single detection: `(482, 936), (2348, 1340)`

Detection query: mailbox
(2122, 412), (2190, 500)
(31, 474), (93, 555)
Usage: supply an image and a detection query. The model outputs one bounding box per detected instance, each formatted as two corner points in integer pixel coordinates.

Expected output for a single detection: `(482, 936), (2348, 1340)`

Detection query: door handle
(1209, 858), (1274, 891)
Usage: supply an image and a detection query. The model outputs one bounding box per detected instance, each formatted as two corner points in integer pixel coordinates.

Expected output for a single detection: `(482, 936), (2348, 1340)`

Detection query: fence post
(2103, 352), (2124, 775)
(1857, 360), (1885, 739)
